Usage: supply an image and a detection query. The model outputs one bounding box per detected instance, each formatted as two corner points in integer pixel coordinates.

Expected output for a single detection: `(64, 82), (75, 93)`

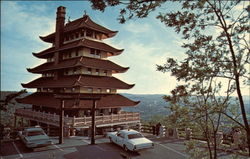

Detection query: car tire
(109, 137), (113, 143)
(123, 145), (128, 152)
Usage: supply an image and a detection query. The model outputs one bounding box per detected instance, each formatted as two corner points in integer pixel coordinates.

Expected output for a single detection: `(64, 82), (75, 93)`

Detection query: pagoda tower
(16, 6), (140, 135)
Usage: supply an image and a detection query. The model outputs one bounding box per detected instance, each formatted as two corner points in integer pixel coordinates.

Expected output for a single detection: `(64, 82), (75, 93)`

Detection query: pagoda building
(16, 6), (140, 136)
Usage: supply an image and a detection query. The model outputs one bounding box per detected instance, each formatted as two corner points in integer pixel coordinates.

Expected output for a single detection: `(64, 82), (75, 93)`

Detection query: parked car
(107, 129), (154, 151)
(18, 126), (52, 148)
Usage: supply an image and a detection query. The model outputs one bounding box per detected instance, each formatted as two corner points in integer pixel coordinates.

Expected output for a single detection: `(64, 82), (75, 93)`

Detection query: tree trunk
(212, 4), (250, 155)
(213, 131), (217, 159)
(225, 31), (250, 156)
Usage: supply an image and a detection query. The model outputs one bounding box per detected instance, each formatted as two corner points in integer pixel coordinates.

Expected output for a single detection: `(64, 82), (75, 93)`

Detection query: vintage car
(18, 126), (52, 148)
(107, 129), (154, 151)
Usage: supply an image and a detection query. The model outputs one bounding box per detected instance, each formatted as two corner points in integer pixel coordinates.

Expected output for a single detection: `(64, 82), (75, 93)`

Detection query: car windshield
(27, 131), (45, 136)
(128, 133), (143, 139)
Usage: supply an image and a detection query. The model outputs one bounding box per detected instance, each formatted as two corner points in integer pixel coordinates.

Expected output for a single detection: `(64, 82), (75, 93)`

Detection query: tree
(0, 89), (27, 126)
(89, 0), (250, 156)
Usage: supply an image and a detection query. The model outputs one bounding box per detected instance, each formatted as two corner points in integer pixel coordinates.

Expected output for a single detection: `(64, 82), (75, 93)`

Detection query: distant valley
(1, 91), (249, 123)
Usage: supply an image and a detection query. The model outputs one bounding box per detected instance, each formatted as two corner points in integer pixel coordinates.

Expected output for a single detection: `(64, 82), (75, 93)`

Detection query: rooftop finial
(67, 16), (71, 23)
(83, 10), (87, 16)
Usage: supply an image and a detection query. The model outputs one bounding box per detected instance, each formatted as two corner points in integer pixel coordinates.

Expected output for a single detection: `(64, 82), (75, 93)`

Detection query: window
(97, 88), (101, 93)
(107, 89), (111, 93)
(76, 50), (79, 56)
(65, 36), (69, 41)
(87, 68), (92, 74)
(96, 69), (100, 75)
(73, 68), (77, 74)
(80, 30), (85, 37)
(128, 133), (143, 139)
(69, 53), (72, 58)
(72, 88), (75, 92)
(96, 50), (101, 58)
(75, 33), (79, 38)
(87, 88), (93, 93)
(117, 133), (124, 138)
(104, 71), (108, 76)
(37, 88), (41, 92)
(64, 53), (68, 59)
(90, 49), (95, 55)
(86, 30), (92, 37)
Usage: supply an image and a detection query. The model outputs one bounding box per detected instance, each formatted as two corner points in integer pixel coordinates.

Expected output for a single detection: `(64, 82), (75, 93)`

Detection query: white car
(18, 126), (52, 148)
(107, 129), (154, 151)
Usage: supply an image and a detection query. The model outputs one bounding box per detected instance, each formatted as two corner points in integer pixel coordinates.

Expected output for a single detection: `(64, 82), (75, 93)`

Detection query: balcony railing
(15, 108), (140, 128)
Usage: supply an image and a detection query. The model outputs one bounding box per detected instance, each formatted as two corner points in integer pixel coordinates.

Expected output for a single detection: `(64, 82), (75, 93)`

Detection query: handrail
(15, 108), (140, 127)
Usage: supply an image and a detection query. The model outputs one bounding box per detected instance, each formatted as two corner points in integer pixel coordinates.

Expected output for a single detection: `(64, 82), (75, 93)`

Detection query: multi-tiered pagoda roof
(18, 6), (139, 110)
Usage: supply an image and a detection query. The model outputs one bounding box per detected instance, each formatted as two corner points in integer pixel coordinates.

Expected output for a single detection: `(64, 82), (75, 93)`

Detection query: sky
(1, 1), (249, 96)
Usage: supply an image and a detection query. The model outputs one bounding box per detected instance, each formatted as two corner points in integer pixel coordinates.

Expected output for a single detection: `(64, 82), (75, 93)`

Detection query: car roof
(119, 129), (139, 135)
(25, 127), (43, 132)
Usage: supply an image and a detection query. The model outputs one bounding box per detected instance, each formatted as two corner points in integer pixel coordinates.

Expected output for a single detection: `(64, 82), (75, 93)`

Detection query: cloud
(105, 35), (180, 94)
(1, 1), (55, 45)
(1, 2), (54, 91)
(123, 22), (152, 34)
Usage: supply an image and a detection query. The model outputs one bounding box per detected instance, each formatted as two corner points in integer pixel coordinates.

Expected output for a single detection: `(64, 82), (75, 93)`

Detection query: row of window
(63, 29), (101, 43)
(42, 73), (54, 77)
(41, 67), (110, 77)
(64, 68), (109, 76)
(37, 87), (113, 93)
(62, 48), (103, 60)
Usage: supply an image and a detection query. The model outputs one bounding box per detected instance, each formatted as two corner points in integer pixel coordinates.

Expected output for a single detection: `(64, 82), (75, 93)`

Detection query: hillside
(122, 94), (170, 121)
(1, 91), (249, 123)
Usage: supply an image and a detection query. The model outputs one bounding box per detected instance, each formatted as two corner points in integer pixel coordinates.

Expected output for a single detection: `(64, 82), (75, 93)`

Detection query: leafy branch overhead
(89, 0), (250, 157)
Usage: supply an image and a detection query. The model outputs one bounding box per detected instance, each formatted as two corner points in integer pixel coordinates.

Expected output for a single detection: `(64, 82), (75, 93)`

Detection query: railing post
(111, 113), (113, 122)
(47, 112), (50, 121)
(185, 128), (192, 140)
(53, 113), (56, 122)
(84, 116), (86, 125)
(102, 115), (104, 123)
(125, 112), (127, 121)
(173, 128), (179, 139)
(73, 116), (75, 126)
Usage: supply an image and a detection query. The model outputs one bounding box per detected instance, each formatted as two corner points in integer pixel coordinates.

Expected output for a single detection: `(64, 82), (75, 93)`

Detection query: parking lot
(0, 135), (247, 159)
(1, 134), (189, 159)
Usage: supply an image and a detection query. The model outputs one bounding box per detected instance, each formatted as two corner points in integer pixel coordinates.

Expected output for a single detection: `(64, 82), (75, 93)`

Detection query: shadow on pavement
(64, 143), (140, 159)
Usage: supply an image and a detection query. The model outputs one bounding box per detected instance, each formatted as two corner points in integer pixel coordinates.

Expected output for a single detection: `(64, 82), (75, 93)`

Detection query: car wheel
(109, 137), (113, 143)
(123, 145), (128, 152)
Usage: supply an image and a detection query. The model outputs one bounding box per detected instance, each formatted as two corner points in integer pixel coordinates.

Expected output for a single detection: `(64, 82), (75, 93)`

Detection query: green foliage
(0, 90), (27, 127)
(89, 0), (166, 23)
(185, 140), (208, 159)
(89, 0), (250, 156)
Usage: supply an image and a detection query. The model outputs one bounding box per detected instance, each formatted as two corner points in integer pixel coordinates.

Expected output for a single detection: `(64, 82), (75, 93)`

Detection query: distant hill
(1, 91), (249, 123)
(122, 93), (170, 121)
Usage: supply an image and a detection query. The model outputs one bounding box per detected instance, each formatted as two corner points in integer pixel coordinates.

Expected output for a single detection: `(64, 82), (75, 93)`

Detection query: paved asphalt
(0, 135), (248, 159)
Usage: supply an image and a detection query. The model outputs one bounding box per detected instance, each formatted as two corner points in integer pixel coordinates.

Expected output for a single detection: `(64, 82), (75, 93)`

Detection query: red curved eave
(21, 75), (135, 90)
(33, 39), (123, 58)
(16, 92), (140, 109)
